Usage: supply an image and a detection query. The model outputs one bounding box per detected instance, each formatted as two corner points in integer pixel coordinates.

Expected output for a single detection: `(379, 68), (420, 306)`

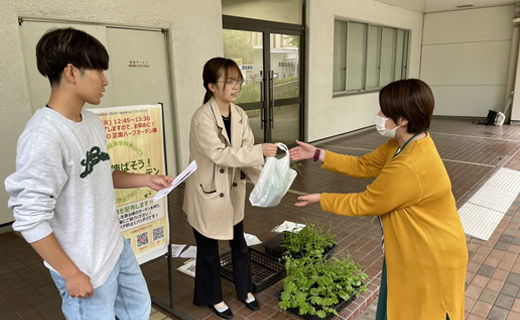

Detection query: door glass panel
(271, 104), (299, 145)
(246, 109), (264, 144)
(270, 33), (300, 144)
(270, 33), (300, 99)
(223, 29), (302, 144)
(223, 29), (264, 143)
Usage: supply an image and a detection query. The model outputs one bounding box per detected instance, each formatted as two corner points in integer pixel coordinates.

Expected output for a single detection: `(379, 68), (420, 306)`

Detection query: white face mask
(375, 114), (399, 138)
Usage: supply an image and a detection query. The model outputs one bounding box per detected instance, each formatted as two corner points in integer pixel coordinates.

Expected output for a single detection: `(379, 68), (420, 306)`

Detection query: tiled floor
(2, 117), (520, 320)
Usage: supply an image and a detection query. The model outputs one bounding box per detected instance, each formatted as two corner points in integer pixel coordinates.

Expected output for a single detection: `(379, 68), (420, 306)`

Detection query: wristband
(313, 148), (321, 162)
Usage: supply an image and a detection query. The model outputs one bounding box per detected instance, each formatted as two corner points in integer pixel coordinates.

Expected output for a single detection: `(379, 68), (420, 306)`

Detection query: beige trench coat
(182, 98), (264, 240)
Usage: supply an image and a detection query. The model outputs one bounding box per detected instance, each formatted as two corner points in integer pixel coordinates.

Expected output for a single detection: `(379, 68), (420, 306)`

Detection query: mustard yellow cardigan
(320, 134), (467, 320)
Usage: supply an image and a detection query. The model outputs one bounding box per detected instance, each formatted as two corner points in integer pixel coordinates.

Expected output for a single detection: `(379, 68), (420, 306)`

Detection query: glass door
(223, 29), (265, 144)
(223, 16), (304, 145)
(269, 32), (300, 144)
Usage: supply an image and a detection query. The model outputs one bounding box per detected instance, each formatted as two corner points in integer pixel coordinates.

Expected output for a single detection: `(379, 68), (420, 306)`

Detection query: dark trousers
(192, 221), (252, 306)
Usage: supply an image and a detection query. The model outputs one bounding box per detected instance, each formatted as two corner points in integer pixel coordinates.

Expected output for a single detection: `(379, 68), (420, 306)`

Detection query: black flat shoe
(243, 298), (260, 311)
(210, 305), (233, 319)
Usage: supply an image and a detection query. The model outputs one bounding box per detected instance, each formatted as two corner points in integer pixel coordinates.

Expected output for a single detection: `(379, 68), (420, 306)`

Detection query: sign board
(90, 104), (169, 264)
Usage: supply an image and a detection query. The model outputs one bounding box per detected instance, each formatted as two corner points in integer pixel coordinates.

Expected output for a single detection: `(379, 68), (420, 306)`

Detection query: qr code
(152, 226), (164, 242)
(136, 232), (149, 248)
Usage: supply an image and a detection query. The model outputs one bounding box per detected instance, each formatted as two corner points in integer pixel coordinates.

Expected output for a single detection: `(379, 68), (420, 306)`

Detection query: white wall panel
(421, 5), (514, 117)
(421, 41), (511, 85)
(431, 85), (505, 116)
(423, 6), (514, 44)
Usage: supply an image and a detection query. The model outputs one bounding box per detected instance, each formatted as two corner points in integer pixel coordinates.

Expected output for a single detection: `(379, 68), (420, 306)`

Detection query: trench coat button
(232, 182), (238, 187)
(219, 193), (225, 198)
(219, 168), (225, 174)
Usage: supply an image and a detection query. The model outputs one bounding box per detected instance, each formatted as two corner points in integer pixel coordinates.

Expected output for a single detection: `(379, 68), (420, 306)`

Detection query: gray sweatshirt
(5, 107), (123, 288)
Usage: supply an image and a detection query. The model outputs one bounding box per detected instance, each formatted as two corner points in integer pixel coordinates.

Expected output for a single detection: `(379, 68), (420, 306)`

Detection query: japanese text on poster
(90, 104), (168, 264)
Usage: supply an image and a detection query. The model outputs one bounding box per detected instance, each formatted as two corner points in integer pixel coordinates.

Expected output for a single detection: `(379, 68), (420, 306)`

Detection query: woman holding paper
(289, 79), (467, 320)
(183, 57), (277, 319)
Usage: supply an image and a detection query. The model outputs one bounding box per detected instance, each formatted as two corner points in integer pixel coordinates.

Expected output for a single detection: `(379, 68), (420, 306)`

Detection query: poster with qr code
(90, 104), (169, 264)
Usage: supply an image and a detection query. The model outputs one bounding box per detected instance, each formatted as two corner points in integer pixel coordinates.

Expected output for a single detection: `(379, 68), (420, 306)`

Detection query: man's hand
(147, 174), (174, 191)
(29, 234), (93, 298)
(64, 269), (94, 298)
(295, 193), (321, 207)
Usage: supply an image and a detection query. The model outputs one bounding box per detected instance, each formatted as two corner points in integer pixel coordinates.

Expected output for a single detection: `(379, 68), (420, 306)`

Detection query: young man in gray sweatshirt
(4, 28), (173, 320)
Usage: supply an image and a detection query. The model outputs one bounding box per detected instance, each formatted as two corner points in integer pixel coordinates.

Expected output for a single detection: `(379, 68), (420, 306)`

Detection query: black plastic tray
(275, 289), (356, 320)
(219, 247), (286, 293)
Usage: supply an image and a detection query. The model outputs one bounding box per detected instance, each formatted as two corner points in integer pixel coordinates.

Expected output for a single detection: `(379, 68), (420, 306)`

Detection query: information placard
(90, 104), (168, 264)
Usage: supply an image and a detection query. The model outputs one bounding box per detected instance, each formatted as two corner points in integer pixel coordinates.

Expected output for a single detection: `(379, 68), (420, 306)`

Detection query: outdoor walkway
(2, 117), (520, 320)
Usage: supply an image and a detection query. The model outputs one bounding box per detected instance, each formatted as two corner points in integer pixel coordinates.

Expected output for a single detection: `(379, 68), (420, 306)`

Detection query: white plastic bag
(494, 112), (505, 126)
(249, 143), (297, 207)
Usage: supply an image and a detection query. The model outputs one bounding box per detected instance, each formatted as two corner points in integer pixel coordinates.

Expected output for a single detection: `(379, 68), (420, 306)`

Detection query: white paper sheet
(177, 258), (196, 277)
(271, 221), (306, 233)
(179, 246), (197, 258)
(244, 233), (262, 246)
(170, 244), (186, 258)
(153, 160), (197, 202)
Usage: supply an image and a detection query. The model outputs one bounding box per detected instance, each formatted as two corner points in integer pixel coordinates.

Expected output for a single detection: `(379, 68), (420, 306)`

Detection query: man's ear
(398, 117), (409, 127)
(62, 63), (77, 84)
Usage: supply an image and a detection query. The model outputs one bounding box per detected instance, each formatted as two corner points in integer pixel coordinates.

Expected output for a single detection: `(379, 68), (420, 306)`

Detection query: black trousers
(192, 221), (252, 306)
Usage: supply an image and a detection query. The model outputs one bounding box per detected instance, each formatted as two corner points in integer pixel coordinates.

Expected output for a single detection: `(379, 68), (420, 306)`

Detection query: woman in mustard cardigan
(289, 79), (467, 320)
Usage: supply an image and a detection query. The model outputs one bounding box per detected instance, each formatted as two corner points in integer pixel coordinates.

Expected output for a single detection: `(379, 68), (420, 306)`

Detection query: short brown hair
(36, 28), (109, 85)
(202, 57), (243, 103)
(379, 79), (434, 134)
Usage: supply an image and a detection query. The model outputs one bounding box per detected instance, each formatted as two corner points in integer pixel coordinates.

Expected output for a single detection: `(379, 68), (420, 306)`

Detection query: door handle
(269, 70), (274, 129)
(260, 70), (266, 130)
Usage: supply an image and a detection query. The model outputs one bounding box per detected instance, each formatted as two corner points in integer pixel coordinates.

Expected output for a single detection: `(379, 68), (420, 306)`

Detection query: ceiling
(373, 0), (516, 13)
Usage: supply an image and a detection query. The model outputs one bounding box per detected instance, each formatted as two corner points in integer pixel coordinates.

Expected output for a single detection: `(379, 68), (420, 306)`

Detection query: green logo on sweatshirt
(80, 146), (110, 178)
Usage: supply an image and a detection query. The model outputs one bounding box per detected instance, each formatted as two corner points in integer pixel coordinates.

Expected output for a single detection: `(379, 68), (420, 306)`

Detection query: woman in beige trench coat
(183, 57), (277, 319)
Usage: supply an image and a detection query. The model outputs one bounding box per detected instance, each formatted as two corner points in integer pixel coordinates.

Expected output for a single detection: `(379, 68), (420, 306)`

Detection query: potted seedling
(264, 222), (337, 260)
(282, 223), (337, 259)
(278, 254), (368, 320)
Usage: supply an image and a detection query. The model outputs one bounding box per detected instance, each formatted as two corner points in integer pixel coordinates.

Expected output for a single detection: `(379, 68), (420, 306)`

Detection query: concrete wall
(305, 0), (423, 142)
(421, 5), (514, 117)
(0, 0), (222, 224)
(222, 0), (302, 24)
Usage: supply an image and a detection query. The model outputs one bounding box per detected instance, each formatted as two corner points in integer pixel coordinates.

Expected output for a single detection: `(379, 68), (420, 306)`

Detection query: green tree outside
(223, 29), (254, 64)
